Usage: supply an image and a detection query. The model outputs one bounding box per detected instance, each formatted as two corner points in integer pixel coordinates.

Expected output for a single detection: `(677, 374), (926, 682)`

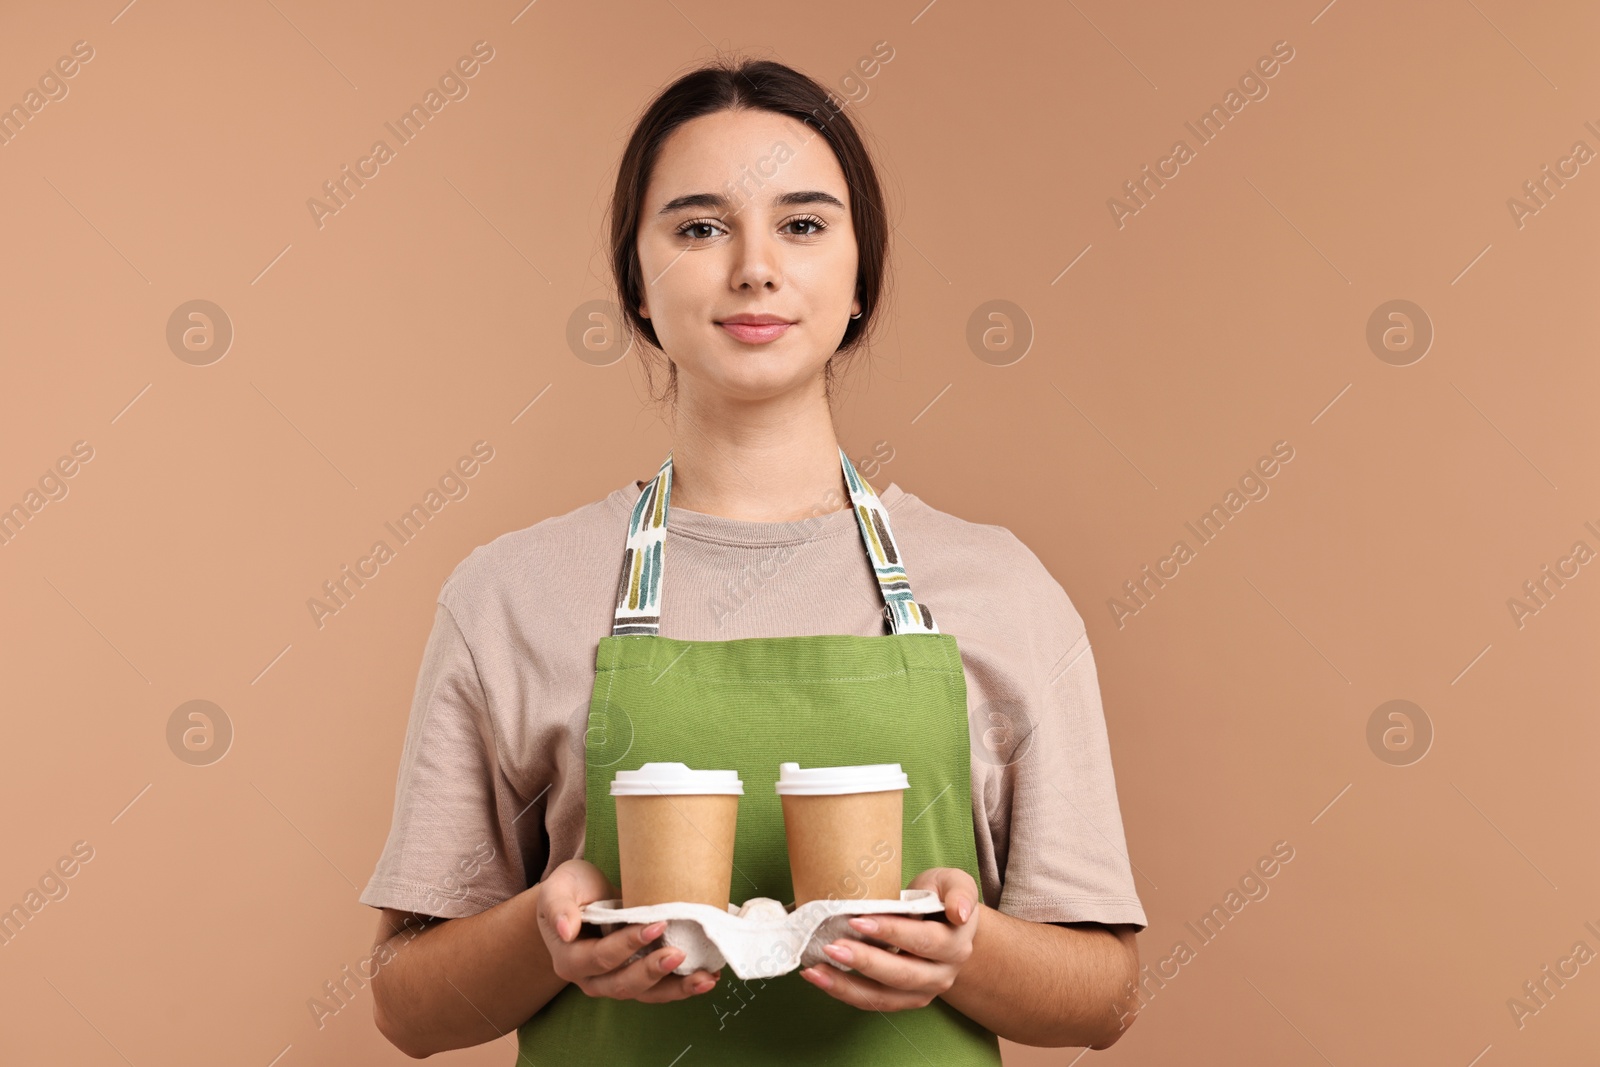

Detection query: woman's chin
(684, 362), (828, 404)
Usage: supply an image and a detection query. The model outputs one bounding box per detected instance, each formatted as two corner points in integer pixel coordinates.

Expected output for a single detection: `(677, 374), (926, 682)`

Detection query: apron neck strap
(612, 446), (940, 637)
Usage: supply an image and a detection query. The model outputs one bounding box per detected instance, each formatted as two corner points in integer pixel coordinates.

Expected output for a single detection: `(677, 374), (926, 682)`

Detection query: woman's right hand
(535, 858), (722, 1002)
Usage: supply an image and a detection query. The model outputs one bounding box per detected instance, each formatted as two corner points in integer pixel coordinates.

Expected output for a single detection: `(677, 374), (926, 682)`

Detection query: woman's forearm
(940, 906), (1140, 1048)
(372, 884), (568, 1057)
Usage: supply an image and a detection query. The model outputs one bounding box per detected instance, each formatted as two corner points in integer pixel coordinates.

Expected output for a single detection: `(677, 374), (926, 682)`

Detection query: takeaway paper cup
(611, 762), (743, 909)
(775, 762), (909, 905)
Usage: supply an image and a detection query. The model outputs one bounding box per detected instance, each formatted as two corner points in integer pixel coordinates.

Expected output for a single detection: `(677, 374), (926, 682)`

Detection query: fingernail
(824, 942), (852, 963)
(804, 966), (834, 989)
(660, 952), (684, 973)
(693, 976), (715, 992)
(849, 916), (878, 934)
(959, 901), (972, 922)
(556, 915), (570, 941)
(643, 921), (666, 940)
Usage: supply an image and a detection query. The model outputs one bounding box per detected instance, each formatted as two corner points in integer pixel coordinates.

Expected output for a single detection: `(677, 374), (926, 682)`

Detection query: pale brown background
(2, 0), (1596, 1064)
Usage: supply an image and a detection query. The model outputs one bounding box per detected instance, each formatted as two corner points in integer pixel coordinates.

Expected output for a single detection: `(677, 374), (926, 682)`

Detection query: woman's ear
(639, 300), (650, 319)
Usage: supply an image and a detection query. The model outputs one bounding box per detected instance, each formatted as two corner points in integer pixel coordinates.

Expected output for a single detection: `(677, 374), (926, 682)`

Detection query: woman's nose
(730, 231), (781, 291)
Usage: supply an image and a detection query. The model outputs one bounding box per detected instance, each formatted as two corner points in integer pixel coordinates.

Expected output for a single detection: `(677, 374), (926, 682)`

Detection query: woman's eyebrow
(656, 190), (847, 215)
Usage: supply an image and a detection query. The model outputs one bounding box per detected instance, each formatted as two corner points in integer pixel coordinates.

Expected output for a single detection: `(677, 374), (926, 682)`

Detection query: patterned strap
(612, 446), (939, 636)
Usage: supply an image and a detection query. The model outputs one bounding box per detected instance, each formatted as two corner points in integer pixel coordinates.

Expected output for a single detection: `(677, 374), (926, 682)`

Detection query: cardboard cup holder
(579, 889), (946, 979)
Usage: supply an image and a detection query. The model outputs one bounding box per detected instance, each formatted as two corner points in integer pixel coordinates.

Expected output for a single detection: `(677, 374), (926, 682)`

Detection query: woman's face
(635, 108), (860, 406)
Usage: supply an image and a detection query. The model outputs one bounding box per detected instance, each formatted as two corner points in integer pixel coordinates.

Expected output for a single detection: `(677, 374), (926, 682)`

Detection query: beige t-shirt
(359, 478), (1147, 929)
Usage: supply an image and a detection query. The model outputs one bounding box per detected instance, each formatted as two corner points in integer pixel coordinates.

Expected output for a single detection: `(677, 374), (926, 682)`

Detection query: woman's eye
(785, 216), (826, 236)
(675, 216), (826, 240)
(677, 221), (721, 240)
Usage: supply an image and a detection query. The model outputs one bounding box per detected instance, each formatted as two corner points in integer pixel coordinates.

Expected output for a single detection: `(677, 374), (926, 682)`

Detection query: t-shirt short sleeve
(358, 598), (545, 919)
(992, 552), (1148, 930)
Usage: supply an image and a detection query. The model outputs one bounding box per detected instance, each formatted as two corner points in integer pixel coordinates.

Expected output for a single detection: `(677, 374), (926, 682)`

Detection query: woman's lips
(718, 321), (793, 344)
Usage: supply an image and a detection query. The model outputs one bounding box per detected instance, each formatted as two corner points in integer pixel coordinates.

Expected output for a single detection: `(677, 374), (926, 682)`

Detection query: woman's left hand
(799, 867), (980, 1012)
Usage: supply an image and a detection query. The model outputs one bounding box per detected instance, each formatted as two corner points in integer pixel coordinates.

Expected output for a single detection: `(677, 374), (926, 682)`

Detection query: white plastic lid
(774, 762), (909, 796)
(610, 761), (744, 796)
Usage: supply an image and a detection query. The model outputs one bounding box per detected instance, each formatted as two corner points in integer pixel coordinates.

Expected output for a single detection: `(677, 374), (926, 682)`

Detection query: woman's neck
(663, 387), (851, 523)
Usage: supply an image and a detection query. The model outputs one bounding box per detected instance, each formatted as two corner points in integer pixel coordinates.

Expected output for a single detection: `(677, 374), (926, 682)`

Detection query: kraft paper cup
(611, 762), (743, 909)
(775, 762), (909, 905)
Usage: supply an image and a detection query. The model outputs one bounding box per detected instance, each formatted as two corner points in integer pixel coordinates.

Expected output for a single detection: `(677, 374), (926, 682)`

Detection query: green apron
(517, 447), (1003, 1065)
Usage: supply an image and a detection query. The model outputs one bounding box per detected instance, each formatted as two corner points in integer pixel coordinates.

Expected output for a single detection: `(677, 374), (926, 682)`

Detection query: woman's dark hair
(607, 56), (890, 406)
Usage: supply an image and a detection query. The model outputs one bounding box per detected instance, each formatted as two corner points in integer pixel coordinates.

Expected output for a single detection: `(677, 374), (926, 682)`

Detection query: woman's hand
(534, 858), (722, 1002)
(798, 867), (980, 1011)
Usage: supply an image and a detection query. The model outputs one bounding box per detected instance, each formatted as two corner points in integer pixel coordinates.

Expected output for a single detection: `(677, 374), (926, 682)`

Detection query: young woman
(361, 57), (1147, 1062)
